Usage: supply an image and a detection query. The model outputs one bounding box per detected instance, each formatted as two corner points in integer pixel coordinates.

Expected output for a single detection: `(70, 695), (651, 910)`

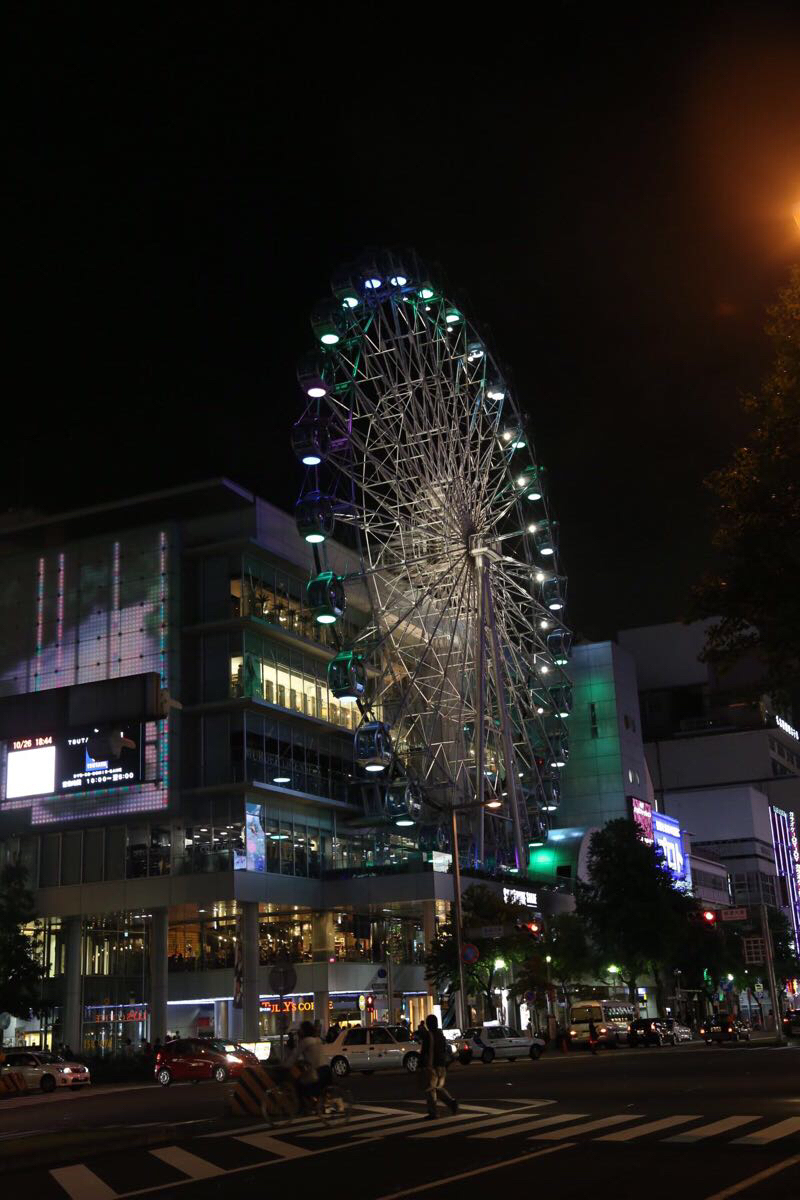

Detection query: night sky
(8, 9), (800, 639)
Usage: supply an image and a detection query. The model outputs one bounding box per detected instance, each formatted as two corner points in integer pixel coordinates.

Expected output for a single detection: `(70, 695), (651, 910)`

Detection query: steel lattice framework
(292, 251), (572, 872)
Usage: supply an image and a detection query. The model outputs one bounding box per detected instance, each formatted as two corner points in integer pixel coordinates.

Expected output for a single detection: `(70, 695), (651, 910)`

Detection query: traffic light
(365, 994), (375, 1013)
(688, 908), (718, 926)
(517, 918), (543, 940)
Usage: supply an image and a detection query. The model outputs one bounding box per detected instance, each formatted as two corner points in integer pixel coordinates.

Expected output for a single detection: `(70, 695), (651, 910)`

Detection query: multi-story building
(1, 480), (487, 1053)
(618, 620), (800, 942)
(554, 639), (652, 830)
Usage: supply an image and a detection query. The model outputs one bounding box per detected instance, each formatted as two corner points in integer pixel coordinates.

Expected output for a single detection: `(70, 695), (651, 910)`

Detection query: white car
(1, 1050), (91, 1092)
(459, 1023), (546, 1064)
(323, 1025), (421, 1077)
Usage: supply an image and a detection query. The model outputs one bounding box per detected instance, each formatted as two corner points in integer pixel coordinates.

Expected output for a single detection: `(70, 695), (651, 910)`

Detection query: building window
(590, 703), (599, 739)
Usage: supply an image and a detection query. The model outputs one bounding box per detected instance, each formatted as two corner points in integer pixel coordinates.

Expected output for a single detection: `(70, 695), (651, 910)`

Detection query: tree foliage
(513, 911), (592, 1010)
(693, 265), (800, 701)
(576, 819), (693, 1003)
(0, 862), (42, 1023)
(425, 883), (536, 1014)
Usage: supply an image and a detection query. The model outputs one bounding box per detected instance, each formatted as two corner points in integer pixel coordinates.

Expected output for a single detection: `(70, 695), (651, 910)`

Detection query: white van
(568, 1001), (635, 1048)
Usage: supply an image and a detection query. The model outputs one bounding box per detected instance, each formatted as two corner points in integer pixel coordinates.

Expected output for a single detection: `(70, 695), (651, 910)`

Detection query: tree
(768, 909), (800, 992)
(693, 265), (800, 702)
(512, 911), (594, 1026)
(0, 862), (42, 1032)
(425, 884), (535, 1019)
(576, 819), (690, 1006)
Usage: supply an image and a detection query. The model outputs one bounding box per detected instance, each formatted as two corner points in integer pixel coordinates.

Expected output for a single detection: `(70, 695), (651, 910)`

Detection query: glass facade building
(0, 481), (483, 1053)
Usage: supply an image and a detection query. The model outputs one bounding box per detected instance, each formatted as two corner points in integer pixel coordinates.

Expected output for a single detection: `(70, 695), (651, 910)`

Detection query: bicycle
(261, 1073), (352, 1128)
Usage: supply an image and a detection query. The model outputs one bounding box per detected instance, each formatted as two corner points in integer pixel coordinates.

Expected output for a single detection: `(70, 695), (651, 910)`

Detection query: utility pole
(450, 804), (469, 1032)
(760, 904), (786, 1046)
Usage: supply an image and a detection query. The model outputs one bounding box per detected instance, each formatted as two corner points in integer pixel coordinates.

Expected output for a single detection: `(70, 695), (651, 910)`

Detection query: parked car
(155, 1038), (258, 1086)
(663, 1018), (693, 1043)
(782, 1011), (800, 1037)
(458, 1024), (546, 1064)
(627, 1018), (672, 1047)
(698, 1017), (751, 1044)
(0, 1050), (91, 1092)
(323, 1025), (421, 1077)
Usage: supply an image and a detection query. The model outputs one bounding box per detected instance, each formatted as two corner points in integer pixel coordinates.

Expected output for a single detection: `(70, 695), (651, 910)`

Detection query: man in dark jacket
(419, 1013), (458, 1119)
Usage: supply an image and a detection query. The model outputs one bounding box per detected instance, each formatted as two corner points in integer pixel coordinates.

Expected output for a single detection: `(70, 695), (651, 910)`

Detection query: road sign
(466, 925), (509, 939)
(268, 964), (297, 996)
(462, 943), (480, 965)
(721, 907), (749, 922)
(743, 937), (765, 965)
(358, 994), (366, 1012)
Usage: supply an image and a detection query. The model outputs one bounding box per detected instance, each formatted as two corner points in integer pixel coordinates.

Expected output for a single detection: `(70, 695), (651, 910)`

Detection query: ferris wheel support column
(483, 570), (527, 873)
(474, 552), (486, 866)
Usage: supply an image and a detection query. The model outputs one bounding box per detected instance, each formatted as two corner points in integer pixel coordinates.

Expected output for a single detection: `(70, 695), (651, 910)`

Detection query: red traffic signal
(688, 908), (718, 925)
(365, 994), (375, 1011)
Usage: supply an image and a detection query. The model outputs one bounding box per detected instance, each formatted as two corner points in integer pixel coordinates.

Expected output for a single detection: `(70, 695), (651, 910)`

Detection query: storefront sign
(503, 887), (538, 908)
(653, 812), (687, 882)
(777, 715), (799, 740)
(84, 1004), (148, 1024)
(629, 796), (654, 845)
(259, 999), (314, 1014)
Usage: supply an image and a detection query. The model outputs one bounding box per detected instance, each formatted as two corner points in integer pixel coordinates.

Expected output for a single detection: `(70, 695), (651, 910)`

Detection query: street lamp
(440, 794), (510, 1032)
(608, 964), (619, 975)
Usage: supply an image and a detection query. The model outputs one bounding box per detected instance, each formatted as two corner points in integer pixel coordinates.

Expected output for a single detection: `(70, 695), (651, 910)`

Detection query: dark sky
(8, 8), (800, 639)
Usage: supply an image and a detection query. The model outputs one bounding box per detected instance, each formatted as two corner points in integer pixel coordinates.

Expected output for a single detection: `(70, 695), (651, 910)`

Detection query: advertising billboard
(629, 796), (654, 845)
(653, 811), (688, 883)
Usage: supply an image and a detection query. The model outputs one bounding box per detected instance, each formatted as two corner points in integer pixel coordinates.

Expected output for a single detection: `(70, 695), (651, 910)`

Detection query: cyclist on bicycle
(287, 1020), (331, 1105)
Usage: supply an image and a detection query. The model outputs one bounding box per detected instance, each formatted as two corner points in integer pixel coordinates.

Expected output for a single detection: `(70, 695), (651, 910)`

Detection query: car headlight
(569, 1029), (577, 1036)
(59, 1067), (72, 1074)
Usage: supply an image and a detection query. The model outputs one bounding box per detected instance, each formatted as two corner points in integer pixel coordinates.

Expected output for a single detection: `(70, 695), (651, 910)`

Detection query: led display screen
(2, 725), (144, 807)
(0, 528), (172, 824)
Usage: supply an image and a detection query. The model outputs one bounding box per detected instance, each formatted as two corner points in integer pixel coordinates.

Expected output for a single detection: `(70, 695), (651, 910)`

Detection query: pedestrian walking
(588, 1019), (599, 1055)
(419, 1013), (458, 1120)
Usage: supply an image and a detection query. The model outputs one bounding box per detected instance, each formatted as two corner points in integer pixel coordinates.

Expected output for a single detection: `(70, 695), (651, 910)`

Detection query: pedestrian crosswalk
(29, 1100), (800, 1199)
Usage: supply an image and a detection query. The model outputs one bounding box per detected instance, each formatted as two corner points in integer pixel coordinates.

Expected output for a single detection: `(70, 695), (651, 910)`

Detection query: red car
(155, 1038), (258, 1086)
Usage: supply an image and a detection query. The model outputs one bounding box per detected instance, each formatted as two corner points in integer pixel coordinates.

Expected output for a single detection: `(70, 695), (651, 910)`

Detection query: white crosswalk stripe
(733, 1117), (800, 1145)
(149, 1145), (224, 1179)
(236, 1132), (312, 1157)
(412, 1101), (555, 1139)
(532, 1114), (644, 1141)
(50, 1165), (118, 1200)
(596, 1115), (702, 1141)
(472, 1112), (589, 1139)
(665, 1116), (761, 1143)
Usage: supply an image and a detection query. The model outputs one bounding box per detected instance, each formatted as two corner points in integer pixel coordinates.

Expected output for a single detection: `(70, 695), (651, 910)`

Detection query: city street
(5, 1040), (800, 1198)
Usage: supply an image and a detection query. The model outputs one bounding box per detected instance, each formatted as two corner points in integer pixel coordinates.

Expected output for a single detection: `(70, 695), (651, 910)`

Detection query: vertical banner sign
(629, 796), (654, 845)
(233, 912), (243, 1010)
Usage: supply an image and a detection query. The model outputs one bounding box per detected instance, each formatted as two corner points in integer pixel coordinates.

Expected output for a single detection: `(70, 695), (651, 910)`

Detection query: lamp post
(444, 796), (509, 1031)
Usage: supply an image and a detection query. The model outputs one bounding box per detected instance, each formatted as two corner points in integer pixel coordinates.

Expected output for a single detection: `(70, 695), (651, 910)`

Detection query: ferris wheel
(290, 251), (572, 873)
